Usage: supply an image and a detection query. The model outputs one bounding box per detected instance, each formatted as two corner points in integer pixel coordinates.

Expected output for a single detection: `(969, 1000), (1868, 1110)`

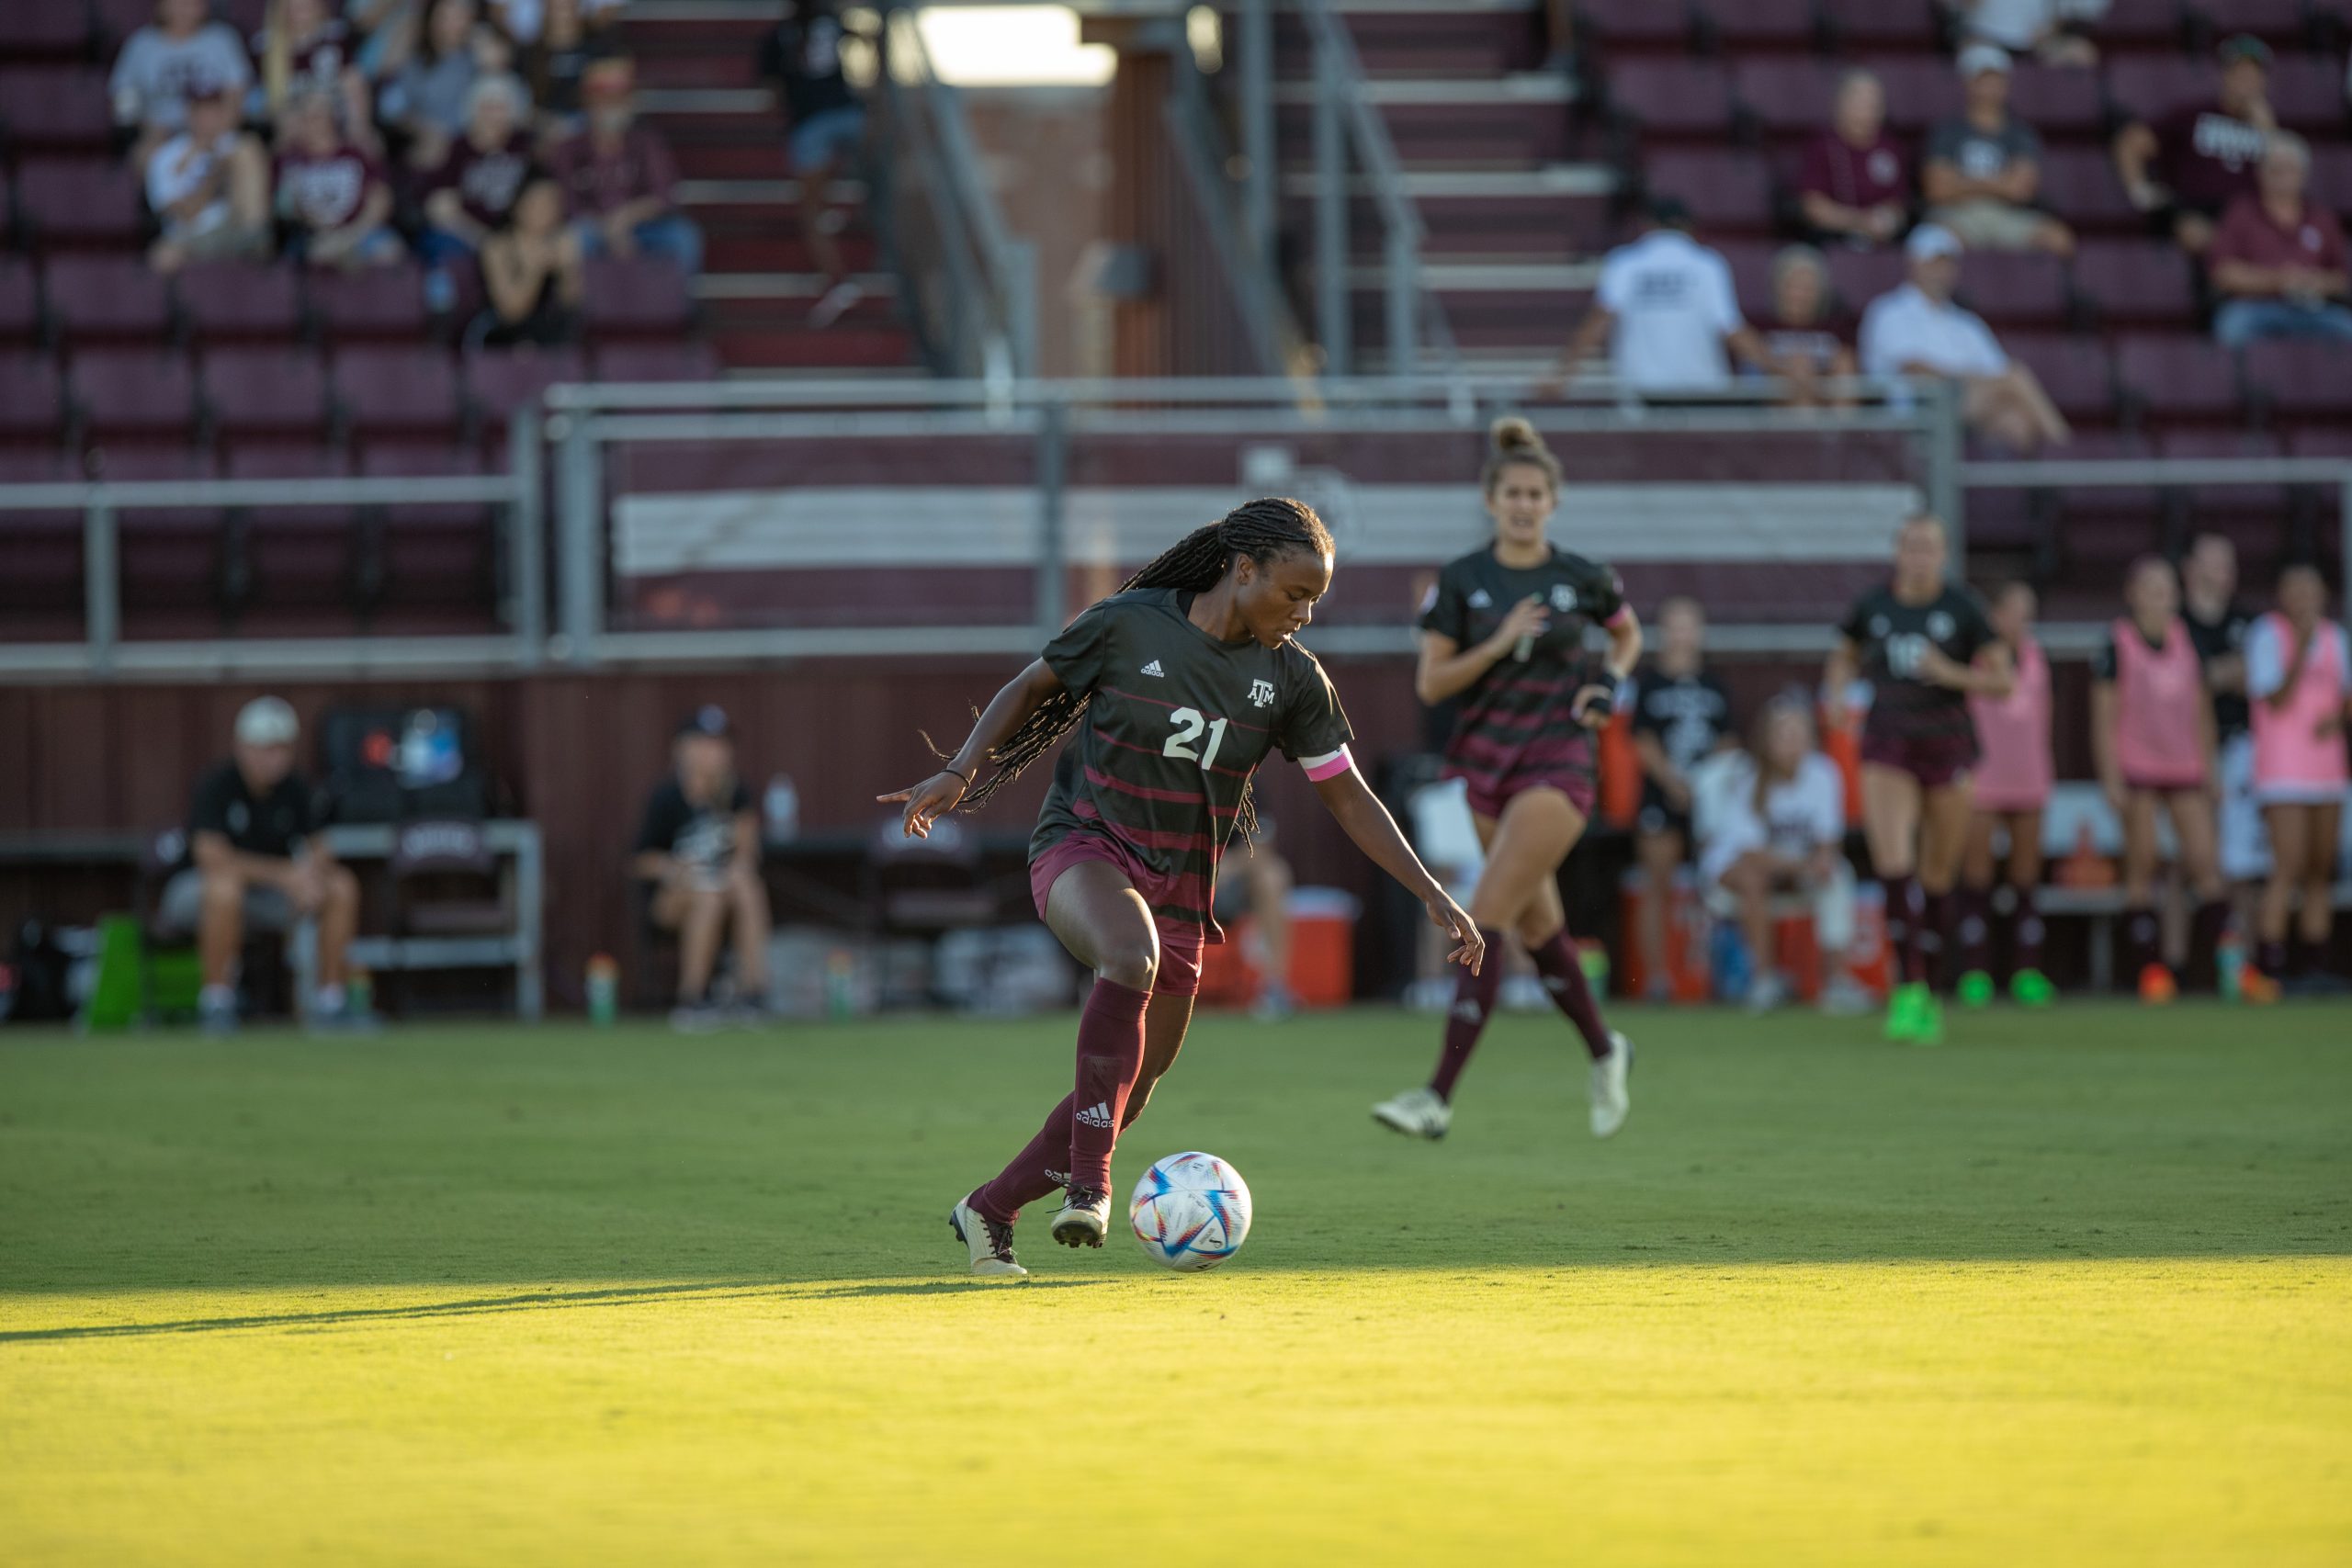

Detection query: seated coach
(634, 705), (774, 1029)
(160, 697), (366, 1034)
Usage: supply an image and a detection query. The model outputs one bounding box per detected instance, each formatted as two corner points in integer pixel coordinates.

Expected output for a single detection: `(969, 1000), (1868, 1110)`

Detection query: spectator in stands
(1860, 224), (2071, 453)
(1560, 197), (1763, 396)
(1701, 696), (1871, 1015)
(2112, 35), (2276, 258)
(421, 73), (537, 308)
(255, 0), (375, 146)
(520, 0), (616, 130)
(1952, 0), (2098, 67)
(473, 172), (582, 345)
(2208, 132), (2352, 349)
(1626, 596), (1733, 1002)
(381, 0), (511, 170)
(2244, 564), (2352, 999)
(112, 0), (255, 165)
(1798, 69), (1909, 251)
(275, 83), (403, 268)
(489, 0), (625, 45)
(145, 82), (271, 274)
(159, 697), (368, 1036)
(634, 705), (775, 1032)
(1752, 245), (1859, 408)
(550, 57), (705, 277)
(759, 0), (869, 328)
(1923, 45), (2075, 258)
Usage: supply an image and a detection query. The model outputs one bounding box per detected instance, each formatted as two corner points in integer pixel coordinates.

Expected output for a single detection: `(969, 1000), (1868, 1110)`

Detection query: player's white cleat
(1048, 1185), (1111, 1248)
(948, 1195), (1027, 1279)
(1372, 1084), (1453, 1140)
(1589, 1031), (1634, 1138)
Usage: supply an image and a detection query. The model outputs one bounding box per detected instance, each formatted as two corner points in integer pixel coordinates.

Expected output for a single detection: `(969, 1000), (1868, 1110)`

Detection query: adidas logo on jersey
(1467, 589), (1494, 610)
(1141, 660), (1165, 677)
(1074, 1101), (1115, 1129)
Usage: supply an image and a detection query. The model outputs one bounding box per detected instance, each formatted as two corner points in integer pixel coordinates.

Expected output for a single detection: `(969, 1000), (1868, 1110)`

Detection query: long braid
(949, 499), (1332, 840)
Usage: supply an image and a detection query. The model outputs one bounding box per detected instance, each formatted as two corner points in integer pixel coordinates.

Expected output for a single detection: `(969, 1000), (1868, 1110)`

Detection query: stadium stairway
(618, 1), (920, 374)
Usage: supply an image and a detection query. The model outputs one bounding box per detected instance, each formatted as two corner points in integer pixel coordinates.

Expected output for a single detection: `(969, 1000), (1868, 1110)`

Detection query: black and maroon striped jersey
(1419, 545), (1627, 781)
(1031, 589), (1355, 931)
(1838, 582), (1995, 744)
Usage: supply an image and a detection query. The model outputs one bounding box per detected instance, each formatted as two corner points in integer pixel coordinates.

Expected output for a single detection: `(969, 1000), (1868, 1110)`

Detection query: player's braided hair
(945, 498), (1333, 840)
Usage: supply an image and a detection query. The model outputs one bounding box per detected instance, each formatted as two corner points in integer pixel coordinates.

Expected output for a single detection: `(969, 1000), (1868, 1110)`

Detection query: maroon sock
(2257, 937), (2290, 979)
(1065, 976), (1151, 1193)
(2012, 883), (2046, 974)
(1920, 890), (1955, 991)
(2188, 900), (2230, 990)
(2124, 905), (2160, 978)
(1886, 874), (1927, 986)
(971, 1096), (1076, 1224)
(1957, 887), (1992, 976)
(1430, 931), (1507, 1103)
(1528, 928), (1612, 1060)
(2289, 937), (2321, 979)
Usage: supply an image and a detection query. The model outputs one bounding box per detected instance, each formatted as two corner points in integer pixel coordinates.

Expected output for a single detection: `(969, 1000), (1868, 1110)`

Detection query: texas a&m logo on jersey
(1248, 679), (1277, 708)
(1550, 583), (1578, 614)
(1926, 610), (1956, 642)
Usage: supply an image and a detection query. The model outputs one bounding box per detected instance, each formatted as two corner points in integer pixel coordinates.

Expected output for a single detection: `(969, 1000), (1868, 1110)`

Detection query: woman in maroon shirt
(1799, 69), (1910, 248)
(2209, 132), (2352, 349)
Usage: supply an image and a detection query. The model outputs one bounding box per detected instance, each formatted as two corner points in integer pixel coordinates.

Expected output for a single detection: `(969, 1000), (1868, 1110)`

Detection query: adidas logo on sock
(1451, 998), (1484, 1023)
(1074, 1101), (1115, 1128)
(1140, 660), (1165, 677)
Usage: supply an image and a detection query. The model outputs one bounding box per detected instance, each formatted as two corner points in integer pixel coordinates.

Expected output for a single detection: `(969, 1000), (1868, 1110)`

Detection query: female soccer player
(882, 498), (1484, 1279)
(2244, 563), (2351, 999)
(1825, 515), (2014, 1045)
(2093, 557), (2225, 1001)
(1958, 580), (2052, 1007)
(1371, 418), (1640, 1143)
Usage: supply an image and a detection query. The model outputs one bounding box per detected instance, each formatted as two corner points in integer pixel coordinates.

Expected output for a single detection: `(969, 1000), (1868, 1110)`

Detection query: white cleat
(1047, 1185), (1111, 1248)
(948, 1195), (1028, 1279)
(1744, 972), (1790, 1015)
(1589, 1031), (1634, 1138)
(1372, 1084), (1453, 1140)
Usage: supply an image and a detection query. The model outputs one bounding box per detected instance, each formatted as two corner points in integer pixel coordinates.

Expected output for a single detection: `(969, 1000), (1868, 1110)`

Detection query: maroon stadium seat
(2287, 426), (2352, 458)
(2071, 240), (2196, 325)
(2312, 145), (2352, 217)
(333, 345), (463, 440)
(0, 256), (40, 345)
(0, 447), (82, 639)
(2267, 56), (2350, 131)
(0, 351), (66, 445)
(1963, 483), (2042, 553)
(2047, 429), (2163, 570)
(103, 443), (228, 634)
(2007, 64), (2108, 137)
(2094, 0), (2188, 49)
(2159, 426), (2290, 518)
(1713, 241), (1780, 321)
(1958, 252), (2070, 326)
(72, 349), (198, 442)
(44, 255), (174, 343)
(1733, 57), (1838, 137)
(2107, 58), (2215, 124)
(2004, 333), (2116, 423)
(2213, 0), (2314, 45)
(591, 341), (724, 382)
(1577, 0), (1694, 51)
(2243, 339), (2352, 421)
(581, 257), (695, 338)
(1855, 56), (1964, 135)
(2040, 147), (2143, 232)
(355, 444), (498, 626)
(0, 70), (115, 156)
(176, 262), (305, 343)
(1641, 149), (1776, 232)
(1697, 0), (1818, 49)
(1825, 247), (1907, 316)
(310, 265), (430, 343)
(1607, 60), (1736, 138)
(2114, 333), (2244, 423)
(15, 160), (146, 248)
(464, 345), (587, 432)
(1826, 0), (1938, 48)
(0, 5), (93, 58)
(202, 345), (332, 443)
(226, 444), (352, 479)
(91, 0), (168, 45)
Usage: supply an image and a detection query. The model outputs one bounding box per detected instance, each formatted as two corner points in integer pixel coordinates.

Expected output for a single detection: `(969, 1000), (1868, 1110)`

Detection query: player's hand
(1492, 595), (1550, 653)
(1427, 893), (1484, 974)
(1569, 682), (1615, 728)
(1915, 643), (1967, 689)
(876, 771), (967, 839)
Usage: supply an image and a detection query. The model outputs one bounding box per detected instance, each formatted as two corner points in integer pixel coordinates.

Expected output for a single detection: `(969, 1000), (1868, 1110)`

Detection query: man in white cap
(1923, 44), (2074, 257)
(1860, 223), (2071, 453)
(160, 697), (367, 1034)
(632, 704), (774, 1031)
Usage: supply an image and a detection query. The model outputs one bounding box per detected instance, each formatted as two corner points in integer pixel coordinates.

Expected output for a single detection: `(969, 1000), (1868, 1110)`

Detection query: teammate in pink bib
(1958, 581), (2054, 1006)
(2244, 564), (2351, 996)
(2093, 558), (2225, 1000)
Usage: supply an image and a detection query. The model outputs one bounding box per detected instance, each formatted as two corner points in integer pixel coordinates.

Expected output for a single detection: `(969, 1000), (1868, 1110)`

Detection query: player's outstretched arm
(876, 658), (1065, 838)
(1309, 768), (1484, 974)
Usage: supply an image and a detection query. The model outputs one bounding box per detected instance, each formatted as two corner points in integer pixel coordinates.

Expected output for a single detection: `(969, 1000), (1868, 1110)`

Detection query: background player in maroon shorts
(1372, 418), (1642, 1144)
(1826, 516), (2015, 1045)
(881, 499), (1483, 1279)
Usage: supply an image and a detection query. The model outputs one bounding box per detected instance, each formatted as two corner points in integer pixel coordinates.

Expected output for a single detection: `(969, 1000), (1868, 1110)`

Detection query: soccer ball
(1128, 1151), (1251, 1271)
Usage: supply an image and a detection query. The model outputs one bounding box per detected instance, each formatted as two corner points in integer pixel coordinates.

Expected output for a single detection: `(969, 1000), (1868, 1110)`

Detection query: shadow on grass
(0, 1277), (1102, 1344)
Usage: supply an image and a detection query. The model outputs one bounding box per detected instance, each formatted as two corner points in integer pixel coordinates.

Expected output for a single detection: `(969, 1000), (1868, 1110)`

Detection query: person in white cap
(633, 705), (775, 1031)
(158, 697), (368, 1034)
(1923, 44), (2075, 257)
(1860, 224), (2072, 453)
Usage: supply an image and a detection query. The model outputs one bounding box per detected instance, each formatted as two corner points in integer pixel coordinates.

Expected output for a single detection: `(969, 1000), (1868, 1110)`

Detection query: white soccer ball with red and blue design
(1128, 1151), (1252, 1271)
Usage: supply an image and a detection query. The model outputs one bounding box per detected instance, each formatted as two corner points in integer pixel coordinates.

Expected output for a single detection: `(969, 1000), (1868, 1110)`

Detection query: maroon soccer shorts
(1860, 725), (1980, 790)
(1446, 761), (1600, 821)
(1027, 831), (1205, 997)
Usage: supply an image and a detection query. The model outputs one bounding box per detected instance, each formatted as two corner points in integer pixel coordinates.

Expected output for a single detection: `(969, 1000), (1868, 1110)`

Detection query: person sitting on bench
(634, 705), (775, 1031)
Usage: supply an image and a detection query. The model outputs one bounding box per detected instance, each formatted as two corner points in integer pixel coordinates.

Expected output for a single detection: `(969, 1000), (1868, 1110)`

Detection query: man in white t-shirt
(1559, 198), (1763, 396)
(110, 0), (254, 164)
(1859, 223), (2070, 452)
(144, 82), (270, 273)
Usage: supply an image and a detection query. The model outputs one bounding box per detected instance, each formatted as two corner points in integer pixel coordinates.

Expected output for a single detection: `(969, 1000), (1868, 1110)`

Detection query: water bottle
(763, 774), (800, 846)
(825, 949), (856, 1020)
(347, 968), (373, 1018)
(1710, 919), (1752, 1003)
(586, 954), (618, 1027)
(2216, 929), (2245, 1002)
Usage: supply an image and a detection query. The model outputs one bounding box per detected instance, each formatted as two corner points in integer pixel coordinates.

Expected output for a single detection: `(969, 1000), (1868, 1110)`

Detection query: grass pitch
(3, 1001), (2348, 1566)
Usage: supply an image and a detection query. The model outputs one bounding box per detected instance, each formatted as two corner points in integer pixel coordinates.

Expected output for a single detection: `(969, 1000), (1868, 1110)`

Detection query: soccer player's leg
(2170, 788), (2229, 994)
(2119, 790), (2170, 1001)
(2005, 808), (2054, 1005)
(1861, 762), (1929, 1040)
(2291, 801), (2343, 989)
(1956, 809), (1998, 1007)
(1040, 860), (1159, 1247)
(1914, 776), (1975, 1043)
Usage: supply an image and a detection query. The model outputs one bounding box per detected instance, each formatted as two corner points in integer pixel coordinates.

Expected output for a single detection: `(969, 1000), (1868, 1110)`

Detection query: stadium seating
(176, 262), (305, 344)
(15, 158), (144, 248)
(45, 254), (173, 343)
(0, 261), (42, 345)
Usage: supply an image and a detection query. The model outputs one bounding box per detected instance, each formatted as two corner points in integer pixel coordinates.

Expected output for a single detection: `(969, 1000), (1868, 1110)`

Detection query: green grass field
(3, 1002), (2348, 1566)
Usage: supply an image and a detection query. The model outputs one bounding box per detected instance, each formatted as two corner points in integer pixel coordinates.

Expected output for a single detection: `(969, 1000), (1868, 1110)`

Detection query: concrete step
(1276, 98), (1573, 166)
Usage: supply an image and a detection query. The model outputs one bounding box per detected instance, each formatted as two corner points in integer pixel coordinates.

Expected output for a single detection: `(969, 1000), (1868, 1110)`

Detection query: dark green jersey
(1031, 588), (1356, 931)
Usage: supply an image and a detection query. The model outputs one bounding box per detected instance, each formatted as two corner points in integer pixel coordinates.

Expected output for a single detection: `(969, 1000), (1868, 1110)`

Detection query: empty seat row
(1578, 0), (2350, 56)
(1722, 238), (2282, 328)
(0, 0), (268, 62)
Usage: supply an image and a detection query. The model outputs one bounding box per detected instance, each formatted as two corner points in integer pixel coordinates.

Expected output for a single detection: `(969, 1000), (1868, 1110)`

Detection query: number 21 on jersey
(1163, 707), (1229, 772)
